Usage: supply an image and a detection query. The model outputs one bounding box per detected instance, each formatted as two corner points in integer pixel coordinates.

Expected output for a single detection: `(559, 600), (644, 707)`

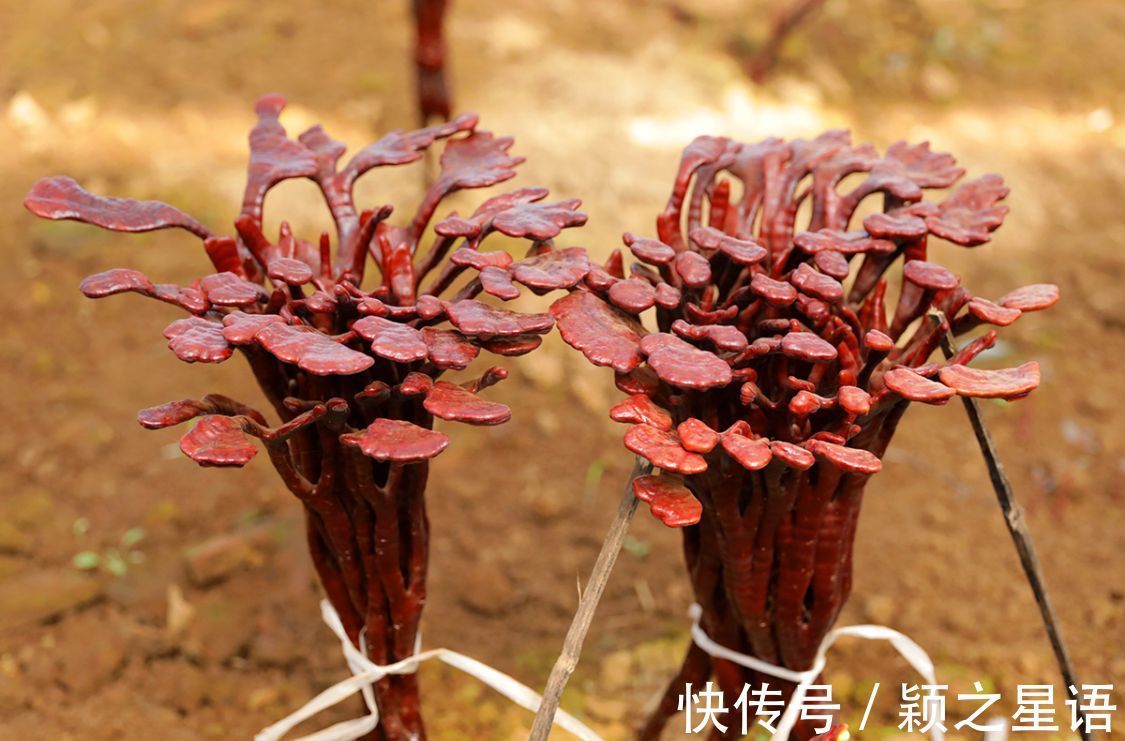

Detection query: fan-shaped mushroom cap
(341, 111), (477, 178)
(998, 284), (1060, 312)
(812, 250), (850, 280)
(805, 439), (881, 474)
(304, 291), (338, 313)
(721, 431), (772, 470)
(939, 361), (1040, 399)
(793, 230), (895, 255)
(398, 372), (434, 396)
(450, 248), (514, 270)
(420, 327), (479, 369)
(454, 186), (548, 229)
(791, 263), (845, 302)
(267, 257), (314, 285)
(654, 283), (683, 309)
(624, 424), (708, 474)
(769, 440), (815, 470)
(672, 320), (749, 353)
(445, 299), (554, 337)
(689, 226), (768, 264)
(341, 418), (450, 461)
(138, 400), (204, 429)
(862, 211), (928, 240)
(789, 390), (829, 416)
(434, 131), (523, 191)
(608, 278), (657, 313)
(490, 199), (587, 240)
(164, 317), (233, 363)
(415, 295), (444, 320)
(154, 284), (209, 314)
(674, 251), (712, 287)
(550, 291), (644, 373)
(903, 260), (959, 291)
(837, 386), (872, 416)
(625, 234), (676, 265)
(479, 266), (521, 300)
(925, 174), (1009, 246)
(478, 335), (543, 356)
(353, 316), (428, 363)
(780, 331), (838, 362)
(751, 273), (798, 305)
(641, 333), (733, 390)
(200, 272), (267, 306)
(883, 140), (965, 189)
(434, 216), (480, 239)
(678, 418), (720, 453)
(509, 247), (590, 292)
(221, 311), (286, 345)
(80, 268), (155, 298)
(610, 394), (672, 430)
(255, 323), (374, 375)
(423, 381), (511, 425)
(966, 297), (1022, 326)
(883, 367), (955, 403)
(180, 416), (257, 467)
(632, 474), (702, 527)
(863, 329), (894, 352)
(24, 176), (211, 238)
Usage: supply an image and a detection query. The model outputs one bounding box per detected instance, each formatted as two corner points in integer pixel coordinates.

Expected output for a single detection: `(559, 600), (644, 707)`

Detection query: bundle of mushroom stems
(24, 95), (592, 739)
(550, 132), (1057, 739)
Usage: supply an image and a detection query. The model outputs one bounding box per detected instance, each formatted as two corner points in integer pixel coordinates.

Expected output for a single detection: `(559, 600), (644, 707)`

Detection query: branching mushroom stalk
(24, 95), (590, 741)
(549, 133), (1057, 740)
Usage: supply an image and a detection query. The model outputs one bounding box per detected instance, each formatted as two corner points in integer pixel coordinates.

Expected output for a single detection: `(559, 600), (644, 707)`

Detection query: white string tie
(687, 603), (944, 741)
(256, 599), (603, 741)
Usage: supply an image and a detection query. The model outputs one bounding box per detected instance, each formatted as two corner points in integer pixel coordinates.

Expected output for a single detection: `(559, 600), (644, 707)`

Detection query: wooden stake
(529, 457), (652, 740)
(929, 312), (1092, 741)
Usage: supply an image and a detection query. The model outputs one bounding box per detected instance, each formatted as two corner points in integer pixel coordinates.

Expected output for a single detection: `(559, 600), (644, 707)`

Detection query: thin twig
(929, 312), (1092, 741)
(529, 457), (653, 740)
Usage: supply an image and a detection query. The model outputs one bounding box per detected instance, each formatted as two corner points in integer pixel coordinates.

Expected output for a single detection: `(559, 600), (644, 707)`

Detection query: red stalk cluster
(24, 95), (589, 740)
(549, 132), (1057, 739)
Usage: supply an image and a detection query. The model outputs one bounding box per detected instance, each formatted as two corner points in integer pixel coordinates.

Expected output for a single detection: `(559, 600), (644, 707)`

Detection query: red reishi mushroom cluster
(24, 95), (589, 740)
(550, 132), (1057, 739)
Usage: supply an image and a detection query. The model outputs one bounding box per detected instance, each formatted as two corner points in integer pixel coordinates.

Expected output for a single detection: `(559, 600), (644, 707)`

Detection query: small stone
(0, 570), (103, 631)
(184, 527), (270, 587)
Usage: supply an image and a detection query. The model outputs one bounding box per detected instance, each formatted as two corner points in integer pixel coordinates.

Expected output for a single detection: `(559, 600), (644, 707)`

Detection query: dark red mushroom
(632, 474), (703, 527)
(31, 96), (593, 739)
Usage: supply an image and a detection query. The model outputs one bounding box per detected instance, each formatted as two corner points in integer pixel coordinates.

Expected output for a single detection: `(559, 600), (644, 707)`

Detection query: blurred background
(0, 0), (1122, 738)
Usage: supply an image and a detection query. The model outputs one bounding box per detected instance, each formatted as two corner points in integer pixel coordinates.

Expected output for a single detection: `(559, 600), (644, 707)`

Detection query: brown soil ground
(0, 1), (1122, 739)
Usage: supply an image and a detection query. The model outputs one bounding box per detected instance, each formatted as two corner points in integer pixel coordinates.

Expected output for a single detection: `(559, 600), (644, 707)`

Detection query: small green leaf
(121, 527), (146, 547)
(72, 517), (90, 536)
(622, 535), (651, 559)
(72, 551), (100, 570)
(104, 549), (128, 577)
